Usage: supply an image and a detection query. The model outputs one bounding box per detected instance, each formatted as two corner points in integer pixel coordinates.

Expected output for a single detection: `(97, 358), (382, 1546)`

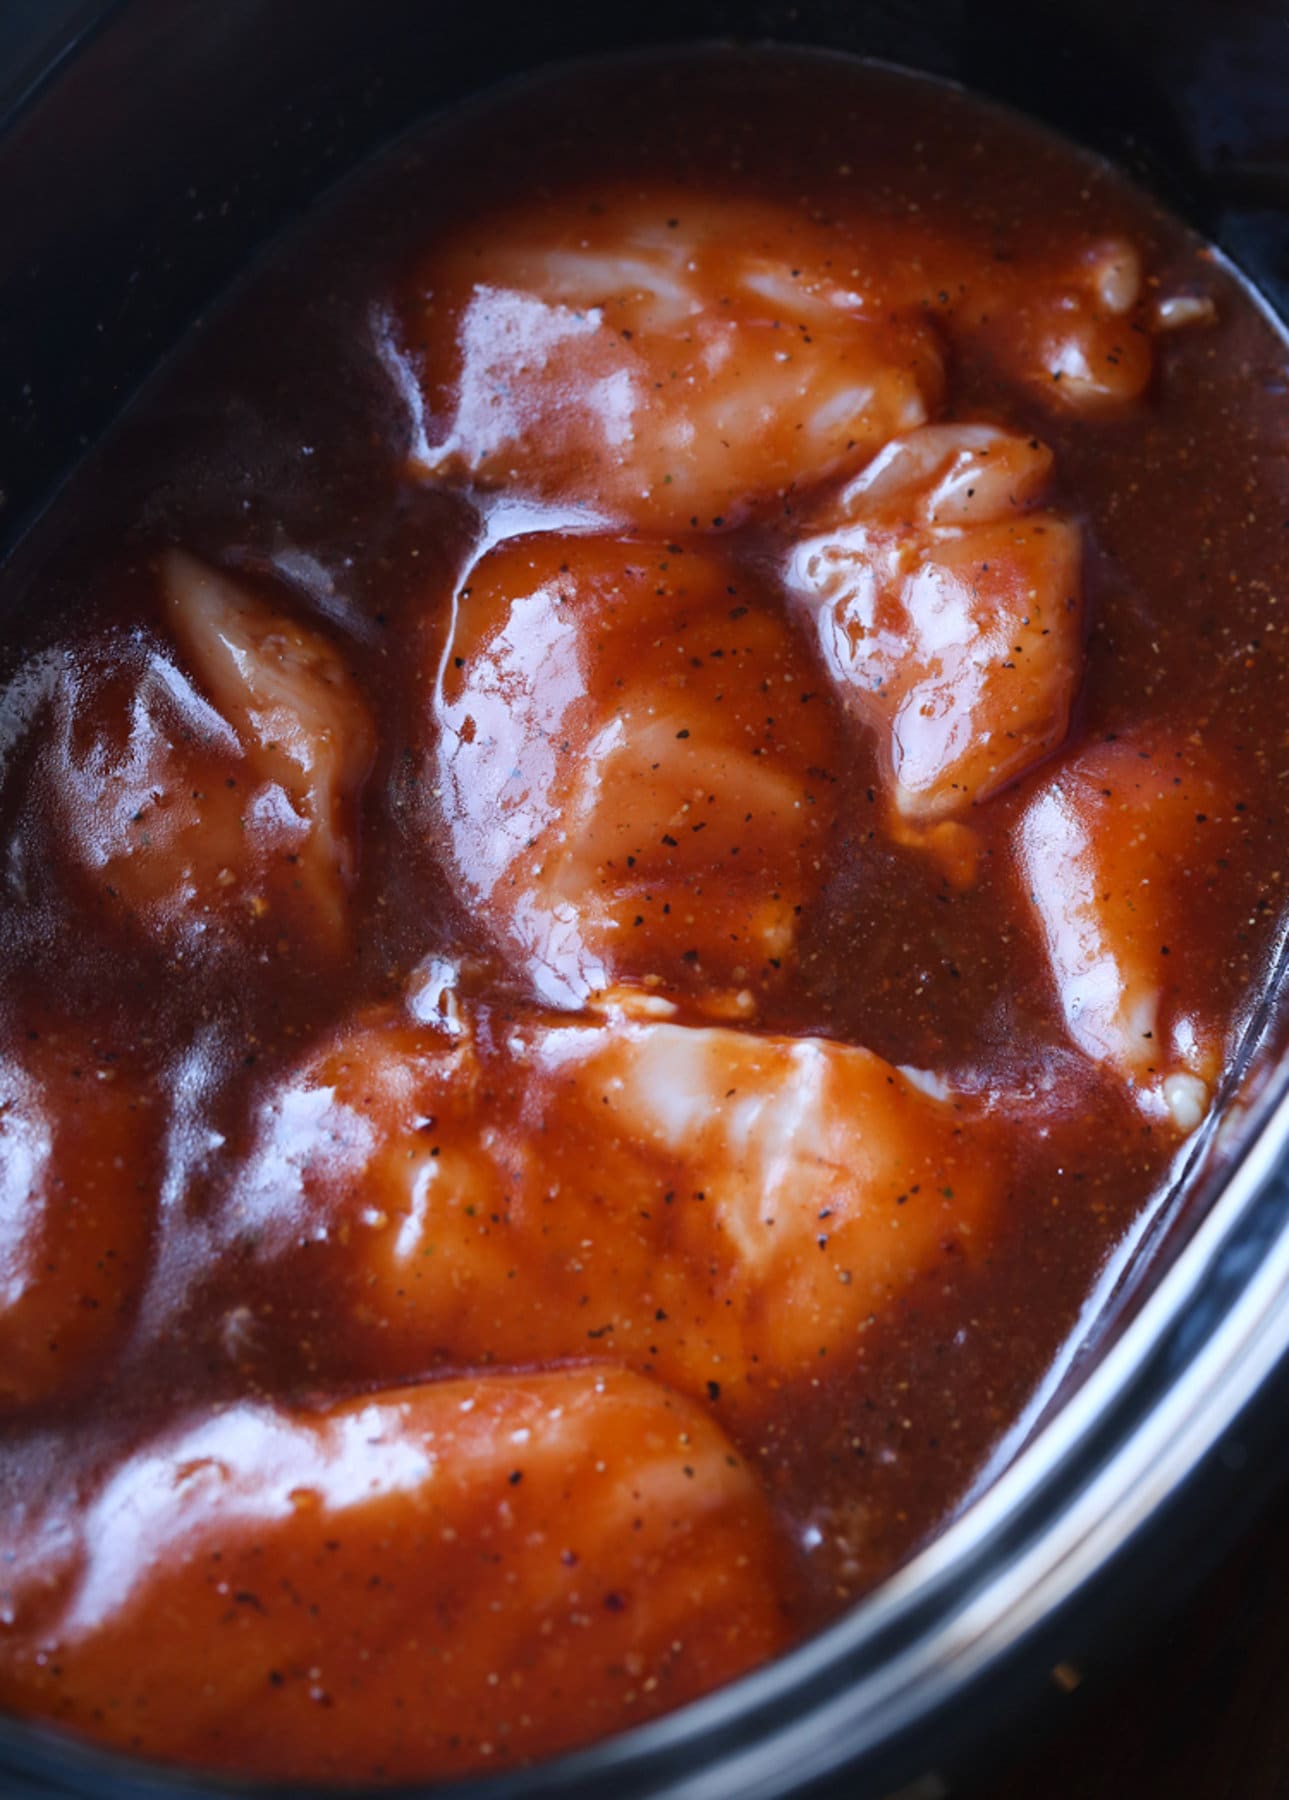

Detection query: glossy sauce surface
(0, 48), (1287, 1785)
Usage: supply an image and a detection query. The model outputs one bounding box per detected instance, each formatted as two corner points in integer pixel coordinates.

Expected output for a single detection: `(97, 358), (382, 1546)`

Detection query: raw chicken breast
(0, 1365), (789, 1780)
(398, 189), (944, 530)
(428, 532), (843, 1009)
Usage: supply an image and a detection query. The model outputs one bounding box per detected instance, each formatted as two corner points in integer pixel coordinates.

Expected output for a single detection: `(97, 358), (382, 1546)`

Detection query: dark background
(971, 1493), (1289, 1799)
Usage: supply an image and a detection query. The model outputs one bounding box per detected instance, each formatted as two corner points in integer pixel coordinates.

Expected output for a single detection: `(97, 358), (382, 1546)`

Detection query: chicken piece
(531, 1015), (996, 1390)
(428, 532), (843, 1009)
(1015, 735), (1231, 1127)
(803, 215), (1156, 414)
(224, 1003), (995, 1408)
(959, 236), (1153, 414)
(785, 424), (1082, 872)
(46, 553), (375, 959)
(0, 1018), (158, 1408)
(397, 188), (944, 531)
(0, 1365), (790, 1782)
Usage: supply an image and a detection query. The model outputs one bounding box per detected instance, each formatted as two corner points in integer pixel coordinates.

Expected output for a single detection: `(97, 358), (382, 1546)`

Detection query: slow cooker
(1, 2), (1287, 1795)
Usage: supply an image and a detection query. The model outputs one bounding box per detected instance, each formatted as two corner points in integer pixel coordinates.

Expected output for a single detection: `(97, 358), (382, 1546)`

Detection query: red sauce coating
(3, 1366), (792, 1781)
(0, 46), (1286, 1786)
(429, 531), (843, 1008)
